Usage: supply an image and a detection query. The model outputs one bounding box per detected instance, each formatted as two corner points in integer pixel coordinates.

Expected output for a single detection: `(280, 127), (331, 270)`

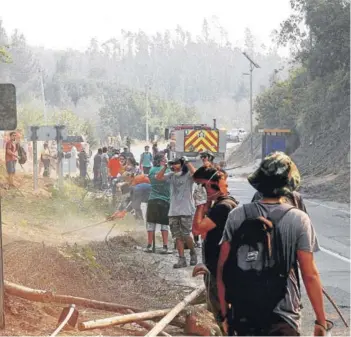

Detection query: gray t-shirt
(222, 202), (320, 333)
(101, 153), (109, 168)
(166, 171), (195, 216)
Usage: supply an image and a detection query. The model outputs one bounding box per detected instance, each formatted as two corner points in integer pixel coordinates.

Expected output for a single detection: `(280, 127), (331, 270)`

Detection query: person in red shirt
(5, 132), (18, 187)
(108, 152), (122, 178)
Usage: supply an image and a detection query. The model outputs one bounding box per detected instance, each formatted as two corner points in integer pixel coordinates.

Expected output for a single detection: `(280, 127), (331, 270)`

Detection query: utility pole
(39, 69), (47, 124)
(242, 52), (260, 157)
(145, 85), (149, 142)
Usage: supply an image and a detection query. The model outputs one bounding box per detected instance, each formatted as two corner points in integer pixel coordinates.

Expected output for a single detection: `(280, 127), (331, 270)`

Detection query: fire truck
(165, 119), (227, 167)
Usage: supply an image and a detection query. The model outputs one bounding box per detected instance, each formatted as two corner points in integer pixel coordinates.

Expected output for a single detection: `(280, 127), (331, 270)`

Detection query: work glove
(193, 183), (207, 207)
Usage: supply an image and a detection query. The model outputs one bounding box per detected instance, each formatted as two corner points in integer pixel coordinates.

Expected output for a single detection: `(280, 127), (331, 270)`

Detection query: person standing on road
(101, 147), (109, 189)
(140, 145), (153, 175)
(217, 152), (330, 336)
(108, 150), (122, 178)
(144, 153), (171, 254)
(193, 151), (216, 247)
(41, 142), (51, 177)
(5, 131), (18, 187)
(152, 142), (158, 157)
(156, 157), (197, 269)
(121, 146), (134, 160)
(78, 148), (89, 179)
(192, 165), (238, 333)
(93, 148), (102, 189)
(69, 143), (78, 175)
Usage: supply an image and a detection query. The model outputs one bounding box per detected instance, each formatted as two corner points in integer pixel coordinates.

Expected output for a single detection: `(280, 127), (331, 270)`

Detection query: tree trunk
(145, 285), (206, 337)
(4, 281), (140, 313)
(125, 309), (171, 337)
(78, 309), (172, 331)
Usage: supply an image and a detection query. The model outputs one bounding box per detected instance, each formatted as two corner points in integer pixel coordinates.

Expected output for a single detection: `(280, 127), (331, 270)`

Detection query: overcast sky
(1, 0), (291, 52)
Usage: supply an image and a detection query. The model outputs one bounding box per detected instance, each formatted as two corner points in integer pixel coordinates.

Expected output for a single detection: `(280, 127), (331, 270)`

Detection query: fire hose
(49, 304), (76, 337)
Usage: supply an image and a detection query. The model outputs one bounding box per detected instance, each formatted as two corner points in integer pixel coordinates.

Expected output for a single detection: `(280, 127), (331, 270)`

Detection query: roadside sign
(28, 126), (67, 142)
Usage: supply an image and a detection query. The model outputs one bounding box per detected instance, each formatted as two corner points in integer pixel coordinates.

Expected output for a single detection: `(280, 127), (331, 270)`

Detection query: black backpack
(223, 202), (296, 328)
(17, 144), (27, 165)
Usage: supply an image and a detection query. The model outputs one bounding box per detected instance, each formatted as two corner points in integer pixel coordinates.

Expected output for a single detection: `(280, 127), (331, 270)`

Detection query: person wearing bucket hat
(200, 151), (215, 167)
(249, 152), (308, 212)
(247, 151), (301, 198)
(217, 152), (329, 336)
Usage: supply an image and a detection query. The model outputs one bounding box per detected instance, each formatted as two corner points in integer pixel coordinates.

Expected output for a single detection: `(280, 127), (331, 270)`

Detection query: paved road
(98, 141), (350, 334)
(228, 177), (350, 336)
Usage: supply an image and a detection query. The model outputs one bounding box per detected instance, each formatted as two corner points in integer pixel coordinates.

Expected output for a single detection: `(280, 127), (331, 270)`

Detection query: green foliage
(17, 104), (45, 131)
(99, 85), (199, 139)
(276, 0), (349, 77)
(0, 45), (11, 63)
(255, 0), (350, 175)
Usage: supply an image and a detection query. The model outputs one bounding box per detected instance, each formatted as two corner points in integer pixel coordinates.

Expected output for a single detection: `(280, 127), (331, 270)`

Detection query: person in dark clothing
(192, 166), (238, 333)
(78, 149), (89, 178)
(93, 149), (102, 189)
(121, 146), (135, 159)
(152, 142), (158, 157)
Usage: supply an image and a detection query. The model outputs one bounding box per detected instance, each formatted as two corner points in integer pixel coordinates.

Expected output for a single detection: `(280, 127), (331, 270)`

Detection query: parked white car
(227, 128), (247, 142)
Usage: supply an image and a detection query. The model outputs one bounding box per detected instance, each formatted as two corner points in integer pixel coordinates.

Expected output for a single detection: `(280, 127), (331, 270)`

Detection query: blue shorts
(6, 161), (16, 174)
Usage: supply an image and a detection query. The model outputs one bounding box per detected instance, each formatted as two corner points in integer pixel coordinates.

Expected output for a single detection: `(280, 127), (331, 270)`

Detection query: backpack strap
(217, 197), (238, 210)
(242, 202), (260, 220)
(268, 203), (295, 225)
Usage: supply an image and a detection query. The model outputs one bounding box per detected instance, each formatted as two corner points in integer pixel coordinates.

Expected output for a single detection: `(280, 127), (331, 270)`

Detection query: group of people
(194, 152), (329, 336)
(110, 148), (330, 336)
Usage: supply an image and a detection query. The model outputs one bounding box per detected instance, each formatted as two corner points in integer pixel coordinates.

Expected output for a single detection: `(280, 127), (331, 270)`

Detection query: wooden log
(145, 285), (206, 337)
(4, 281), (140, 313)
(78, 309), (172, 331)
(4, 280), (185, 330)
(126, 310), (171, 337)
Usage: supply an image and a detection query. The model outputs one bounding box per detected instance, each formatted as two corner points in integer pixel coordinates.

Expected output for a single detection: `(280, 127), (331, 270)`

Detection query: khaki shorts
(146, 222), (169, 232)
(169, 216), (192, 239)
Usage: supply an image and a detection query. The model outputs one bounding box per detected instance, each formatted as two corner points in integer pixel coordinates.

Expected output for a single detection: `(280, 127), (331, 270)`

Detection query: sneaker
(160, 246), (168, 254)
(190, 251), (198, 266)
(173, 256), (187, 269)
(143, 245), (153, 253)
(194, 241), (202, 248)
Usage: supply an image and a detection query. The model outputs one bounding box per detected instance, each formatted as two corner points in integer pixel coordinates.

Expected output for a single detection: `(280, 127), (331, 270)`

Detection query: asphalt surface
(96, 142), (350, 335)
(227, 177), (350, 336)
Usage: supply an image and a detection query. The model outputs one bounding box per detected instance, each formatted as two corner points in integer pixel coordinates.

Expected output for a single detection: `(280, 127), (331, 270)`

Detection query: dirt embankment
(0, 166), (203, 336)
(227, 127), (350, 203)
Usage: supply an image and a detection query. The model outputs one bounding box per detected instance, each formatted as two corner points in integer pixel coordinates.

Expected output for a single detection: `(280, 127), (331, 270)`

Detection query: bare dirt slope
(0, 168), (204, 336)
(227, 129), (350, 203)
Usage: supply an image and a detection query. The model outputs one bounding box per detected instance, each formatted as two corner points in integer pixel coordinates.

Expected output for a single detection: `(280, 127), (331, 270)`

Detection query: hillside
(228, 0), (350, 203)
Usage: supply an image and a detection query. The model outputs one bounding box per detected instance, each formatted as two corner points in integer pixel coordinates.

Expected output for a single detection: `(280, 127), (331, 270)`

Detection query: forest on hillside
(0, 17), (286, 143)
(254, 0), (349, 176)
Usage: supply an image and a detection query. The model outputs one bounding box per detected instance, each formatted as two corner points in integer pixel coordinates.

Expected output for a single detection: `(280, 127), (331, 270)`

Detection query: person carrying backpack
(140, 145), (153, 175)
(217, 152), (330, 336)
